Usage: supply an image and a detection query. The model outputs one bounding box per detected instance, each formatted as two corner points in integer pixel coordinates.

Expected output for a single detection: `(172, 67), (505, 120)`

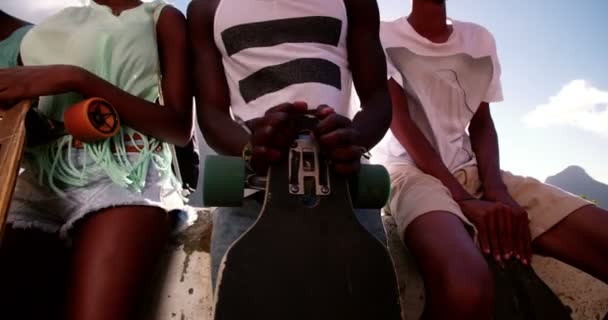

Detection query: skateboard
(0, 98), (119, 241)
(490, 258), (572, 320)
(203, 116), (402, 320)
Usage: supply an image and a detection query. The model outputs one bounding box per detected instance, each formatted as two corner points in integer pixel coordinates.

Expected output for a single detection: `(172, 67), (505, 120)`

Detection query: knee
(430, 256), (494, 318)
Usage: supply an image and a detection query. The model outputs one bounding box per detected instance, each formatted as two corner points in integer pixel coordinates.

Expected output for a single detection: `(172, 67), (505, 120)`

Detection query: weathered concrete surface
(145, 209), (214, 320)
(147, 211), (607, 320)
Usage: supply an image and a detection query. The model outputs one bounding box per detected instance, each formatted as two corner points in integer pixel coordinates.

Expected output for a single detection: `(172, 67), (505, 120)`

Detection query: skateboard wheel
(203, 155), (246, 207)
(350, 164), (390, 209)
(63, 97), (120, 142)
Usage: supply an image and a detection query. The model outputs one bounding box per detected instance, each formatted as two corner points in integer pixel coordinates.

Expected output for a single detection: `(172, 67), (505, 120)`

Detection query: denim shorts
(7, 151), (188, 239)
(209, 194), (388, 289)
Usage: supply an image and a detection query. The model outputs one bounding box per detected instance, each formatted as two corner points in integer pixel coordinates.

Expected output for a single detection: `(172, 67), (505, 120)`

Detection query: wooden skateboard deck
(213, 123), (402, 320)
(0, 98), (119, 242)
(0, 101), (31, 241)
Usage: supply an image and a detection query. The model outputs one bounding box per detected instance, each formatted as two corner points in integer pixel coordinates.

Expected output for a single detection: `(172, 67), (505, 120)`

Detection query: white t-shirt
(213, 0), (353, 121)
(372, 17), (503, 173)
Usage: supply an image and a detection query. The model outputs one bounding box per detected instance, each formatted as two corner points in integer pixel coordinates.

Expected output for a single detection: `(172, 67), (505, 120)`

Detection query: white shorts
(7, 151), (187, 239)
(385, 164), (592, 241)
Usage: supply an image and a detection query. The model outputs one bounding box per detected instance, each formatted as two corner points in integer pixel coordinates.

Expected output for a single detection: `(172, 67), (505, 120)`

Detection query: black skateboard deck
(213, 119), (402, 320)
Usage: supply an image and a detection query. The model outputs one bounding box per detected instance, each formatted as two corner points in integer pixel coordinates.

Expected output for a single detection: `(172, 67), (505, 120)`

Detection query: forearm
(73, 67), (192, 146)
(198, 107), (250, 156)
(470, 105), (507, 197)
(352, 88), (392, 151)
(388, 81), (471, 200)
(470, 117), (506, 196)
(397, 122), (472, 200)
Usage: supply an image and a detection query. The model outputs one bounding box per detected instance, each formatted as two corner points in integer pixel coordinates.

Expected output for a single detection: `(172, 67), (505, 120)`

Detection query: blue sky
(4, 0), (607, 183)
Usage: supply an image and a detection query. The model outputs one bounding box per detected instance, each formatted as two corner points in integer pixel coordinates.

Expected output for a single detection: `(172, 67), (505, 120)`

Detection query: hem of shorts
(530, 201), (594, 240)
(58, 199), (181, 240)
(396, 207), (477, 243)
(384, 159), (478, 175)
(6, 218), (60, 235)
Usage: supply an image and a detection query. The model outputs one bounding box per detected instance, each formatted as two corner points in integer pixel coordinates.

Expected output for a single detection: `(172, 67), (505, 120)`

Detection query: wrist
(483, 184), (509, 200)
(61, 65), (87, 92)
(454, 195), (477, 203)
(446, 183), (475, 203)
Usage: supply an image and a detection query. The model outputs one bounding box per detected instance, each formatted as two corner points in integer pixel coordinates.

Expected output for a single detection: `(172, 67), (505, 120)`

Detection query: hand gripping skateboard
(0, 98), (119, 242)
(203, 116), (402, 320)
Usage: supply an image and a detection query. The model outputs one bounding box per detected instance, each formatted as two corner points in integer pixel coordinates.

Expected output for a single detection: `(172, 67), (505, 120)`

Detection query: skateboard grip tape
(63, 97), (120, 142)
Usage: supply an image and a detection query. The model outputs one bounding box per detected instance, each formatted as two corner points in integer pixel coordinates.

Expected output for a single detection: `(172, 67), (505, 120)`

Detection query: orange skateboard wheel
(63, 97), (120, 142)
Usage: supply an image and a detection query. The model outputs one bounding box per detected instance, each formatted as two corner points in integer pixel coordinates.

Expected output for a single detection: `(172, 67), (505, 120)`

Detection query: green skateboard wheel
(203, 155), (246, 207)
(350, 164), (391, 209)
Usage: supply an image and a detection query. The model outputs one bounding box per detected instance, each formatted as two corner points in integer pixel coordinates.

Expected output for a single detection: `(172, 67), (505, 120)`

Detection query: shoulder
(380, 18), (403, 37)
(454, 20), (497, 50)
(187, 0), (221, 24)
(157, 4), (186, 25)
(342, 0), (381, 22)
(155, 4), (187, 40)
(379, 17), (411, 48)
(35, 6), (85, 25)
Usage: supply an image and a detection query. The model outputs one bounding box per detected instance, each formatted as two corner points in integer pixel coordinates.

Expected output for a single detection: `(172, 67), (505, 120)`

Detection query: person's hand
(457, 198), (530, 267)
(0, 65), (79, 108)
(483, 190), (533, 265)
(246, 102), (309, 173)
(313, 105), (365, 176)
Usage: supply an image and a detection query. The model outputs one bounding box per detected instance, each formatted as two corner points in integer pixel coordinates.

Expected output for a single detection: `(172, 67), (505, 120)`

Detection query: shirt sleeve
(380, 21), (405, 87)
(483, 33), (504, 103)
(386, 52), (404, 87)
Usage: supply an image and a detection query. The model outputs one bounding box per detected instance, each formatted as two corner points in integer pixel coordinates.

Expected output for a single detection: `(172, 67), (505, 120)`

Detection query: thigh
(0, 226), (69, 320)
(500, 170), (591, 239)
(533, 205), (608, 283)
(405, 212), (493, 319)
(210, 197), (262, 288)
(405, 211), (489, 286)
(387, 164), (474, 242)
(66, 205), (170, 320)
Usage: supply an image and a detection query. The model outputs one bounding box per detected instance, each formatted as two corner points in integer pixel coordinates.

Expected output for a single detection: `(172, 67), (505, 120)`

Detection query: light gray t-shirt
(373, 18), (503, 173)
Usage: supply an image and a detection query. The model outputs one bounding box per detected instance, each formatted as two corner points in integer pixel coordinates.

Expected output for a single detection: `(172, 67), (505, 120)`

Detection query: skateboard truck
(288, 130), (331, 197)
(203, 114), (391, 209)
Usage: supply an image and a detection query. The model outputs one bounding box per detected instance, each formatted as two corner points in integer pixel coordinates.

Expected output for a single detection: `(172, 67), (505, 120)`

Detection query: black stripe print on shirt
(239, 58), (341, 103)
(222, 16), (342, 56)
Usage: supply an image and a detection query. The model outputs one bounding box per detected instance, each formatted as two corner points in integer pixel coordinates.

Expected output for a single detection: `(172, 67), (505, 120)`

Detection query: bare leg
(66, 206), (170, 320)
(404, 211), (494, 320)
(534, 205), (608, 320)
(0, 226), (69, 320)
(533, 205), (608, 284)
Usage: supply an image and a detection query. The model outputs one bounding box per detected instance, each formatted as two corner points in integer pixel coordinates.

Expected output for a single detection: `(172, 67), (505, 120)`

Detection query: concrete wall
(146, 210), (608, 320)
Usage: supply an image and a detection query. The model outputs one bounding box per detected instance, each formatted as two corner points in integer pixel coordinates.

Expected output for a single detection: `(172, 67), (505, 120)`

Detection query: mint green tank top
(0, 25), (32, 68)
(18, 1), (179, 194)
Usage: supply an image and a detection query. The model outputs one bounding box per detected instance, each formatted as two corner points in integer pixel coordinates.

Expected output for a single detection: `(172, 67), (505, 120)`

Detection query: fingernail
(504, 253), (511, 259)
(484, 248), (490, 254)
(494, 254), (501, 261)
(523, 259), (528, 265)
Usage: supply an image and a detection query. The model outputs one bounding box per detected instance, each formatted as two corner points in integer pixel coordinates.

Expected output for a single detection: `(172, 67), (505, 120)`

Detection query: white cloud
(523, 80), (608, 137)
(1, 0), (87, 23)
(1, 0), (159, 23)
